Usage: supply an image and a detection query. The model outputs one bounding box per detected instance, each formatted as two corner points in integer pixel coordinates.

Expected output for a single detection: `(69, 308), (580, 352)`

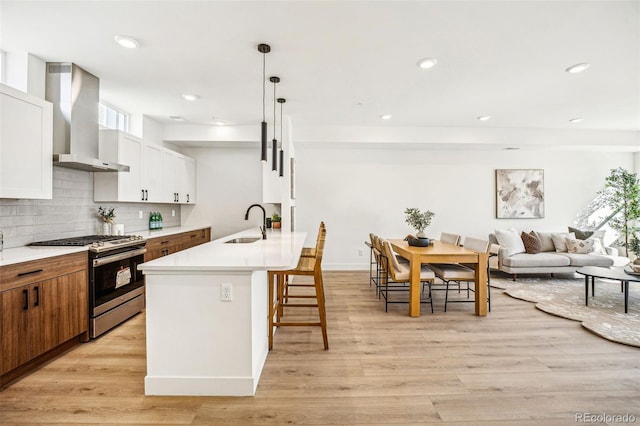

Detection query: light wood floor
(1, 271), (639, 425)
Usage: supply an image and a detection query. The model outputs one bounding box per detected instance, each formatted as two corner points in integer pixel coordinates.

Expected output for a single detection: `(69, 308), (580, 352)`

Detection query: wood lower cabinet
(1, 252), (88, 389)
(144, 227), (211, 262)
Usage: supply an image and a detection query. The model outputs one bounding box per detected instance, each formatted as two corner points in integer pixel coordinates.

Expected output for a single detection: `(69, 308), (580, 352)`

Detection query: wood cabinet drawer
(0, 251), (87, 292)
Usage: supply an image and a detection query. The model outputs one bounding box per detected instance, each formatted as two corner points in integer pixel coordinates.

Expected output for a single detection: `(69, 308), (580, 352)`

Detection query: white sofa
(488, 228), (629, 280)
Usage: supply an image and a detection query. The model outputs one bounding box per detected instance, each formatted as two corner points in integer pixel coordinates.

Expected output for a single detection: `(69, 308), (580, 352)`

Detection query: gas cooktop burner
(30, 234), (145, 252)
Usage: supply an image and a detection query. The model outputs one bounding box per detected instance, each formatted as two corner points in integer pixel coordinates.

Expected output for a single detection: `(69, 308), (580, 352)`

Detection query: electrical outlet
(358, 249), (364, 257)
(172, 209), (175, 217)
(138, 210), (143, 219)
(221, 283), (233, 301)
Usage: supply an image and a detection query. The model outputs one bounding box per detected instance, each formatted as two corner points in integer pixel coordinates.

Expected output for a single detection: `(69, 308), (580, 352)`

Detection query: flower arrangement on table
(404, 207), (435, 246)
(97, 206), (116, 224)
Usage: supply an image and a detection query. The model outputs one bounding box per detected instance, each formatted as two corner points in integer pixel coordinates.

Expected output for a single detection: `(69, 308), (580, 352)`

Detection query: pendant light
(258, 44), (271, 162)
(270, 76), (280, 172)
(277, 98), (286, 177)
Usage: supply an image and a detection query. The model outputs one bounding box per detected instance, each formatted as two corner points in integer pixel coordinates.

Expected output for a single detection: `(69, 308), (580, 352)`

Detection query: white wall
(294, 146), (633, 270)
(180, 147), (278, 240)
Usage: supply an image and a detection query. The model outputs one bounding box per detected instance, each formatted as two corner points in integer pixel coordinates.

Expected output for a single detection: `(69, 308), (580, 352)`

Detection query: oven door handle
(92, 248), (147, 267)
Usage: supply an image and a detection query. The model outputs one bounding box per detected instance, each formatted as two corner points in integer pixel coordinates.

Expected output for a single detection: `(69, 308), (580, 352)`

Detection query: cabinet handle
(23, 289), (29, 310)
(161, 240), (170, 245)
(145, 189), (149, 201)
(177, 193), (180, 202)
(17, 269), (43, 277)
(186, 194), (190, 203)
(141, 189), (145, 201)
(34, 286), (40, 307)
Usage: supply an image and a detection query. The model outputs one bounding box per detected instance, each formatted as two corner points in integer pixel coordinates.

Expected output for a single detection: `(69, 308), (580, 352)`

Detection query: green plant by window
(597, 167), (640, 257)
(404, 208), (435, 235)
(271, 212), (281, 222)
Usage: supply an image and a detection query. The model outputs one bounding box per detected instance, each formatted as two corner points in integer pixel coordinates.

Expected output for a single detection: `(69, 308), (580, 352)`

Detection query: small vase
(102, 222), (111, 235)
(416, 231), (427, 238)
(273, 221), (281, 229)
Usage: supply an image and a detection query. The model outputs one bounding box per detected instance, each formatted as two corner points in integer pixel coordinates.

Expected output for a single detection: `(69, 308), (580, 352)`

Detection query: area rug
(490, 275), (640, 347)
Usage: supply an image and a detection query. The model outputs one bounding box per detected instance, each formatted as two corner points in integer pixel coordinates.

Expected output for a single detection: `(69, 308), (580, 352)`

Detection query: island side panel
(144, 271), (267, 396)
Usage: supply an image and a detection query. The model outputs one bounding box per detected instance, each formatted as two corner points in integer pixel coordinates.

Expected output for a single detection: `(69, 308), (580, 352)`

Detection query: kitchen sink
(224, 237), (261, 244)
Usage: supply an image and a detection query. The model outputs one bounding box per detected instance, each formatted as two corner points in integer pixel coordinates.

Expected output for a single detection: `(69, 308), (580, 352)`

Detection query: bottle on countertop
(0, 229), (3, 252)
(158, 212), (163, 229)
(149, 212), (156, 230)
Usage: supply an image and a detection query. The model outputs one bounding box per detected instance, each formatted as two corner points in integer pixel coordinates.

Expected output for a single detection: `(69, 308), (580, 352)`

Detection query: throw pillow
(521, 231), (542, 254)
(568, 226), (594, 240)
(589, 238), (606, 255)
(565, 237), (594, 254)
(551, 232), (575, 252)
(495, 228), (526, 257)
(534, 231), (556, 252)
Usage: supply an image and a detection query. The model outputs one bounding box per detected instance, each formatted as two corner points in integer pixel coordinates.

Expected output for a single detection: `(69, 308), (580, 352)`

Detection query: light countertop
(138, 227), (307, 273)
(0, 224), (212, 267)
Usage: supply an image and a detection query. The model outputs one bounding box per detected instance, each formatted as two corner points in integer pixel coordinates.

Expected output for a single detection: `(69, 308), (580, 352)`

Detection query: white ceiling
(1, 1), (639, 136)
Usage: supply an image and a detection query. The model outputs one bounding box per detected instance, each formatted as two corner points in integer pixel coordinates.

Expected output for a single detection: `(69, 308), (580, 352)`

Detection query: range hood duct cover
(45, 63), (129, 172)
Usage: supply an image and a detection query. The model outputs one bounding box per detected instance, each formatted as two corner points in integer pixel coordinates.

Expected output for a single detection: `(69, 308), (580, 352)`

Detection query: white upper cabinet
(0, 83), (53, 199)
(94, 130), (143, 202)
(142, 143), (163, 202)
(94, 129), (195, 204)
(183, 156), (196, 204)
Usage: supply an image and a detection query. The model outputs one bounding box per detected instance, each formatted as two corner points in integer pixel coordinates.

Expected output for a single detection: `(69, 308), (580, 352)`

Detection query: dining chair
(428, 237), (490, 312)
(440, 232), (461, 246)
(378, 239), (435, 313)
(267, 225), (328, 350)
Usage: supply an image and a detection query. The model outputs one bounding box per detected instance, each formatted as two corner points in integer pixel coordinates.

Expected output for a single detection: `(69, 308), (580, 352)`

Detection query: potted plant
(271, 212), (281, 229)
(597, 167), (640, 258)
(404, 207), (435, 246)
(97, 206), (116, 235)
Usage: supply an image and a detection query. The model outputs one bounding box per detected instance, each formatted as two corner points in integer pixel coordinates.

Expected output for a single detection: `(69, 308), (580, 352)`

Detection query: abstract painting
(496, 169), (544, 218)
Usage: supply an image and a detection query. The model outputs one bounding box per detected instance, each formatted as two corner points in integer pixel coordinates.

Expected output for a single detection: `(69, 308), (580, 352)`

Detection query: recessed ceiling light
(569, 117), (583, 123)
(169, 115), (184, 121)
(114, 35), (140, 49)
(565, 63), (590, 73)
(477, 115), (492, 121)
(416, 57), (437, 69)
(504, 147), (520, 150)
(380, 114), (392, 120)
(182, 94), (199, 101)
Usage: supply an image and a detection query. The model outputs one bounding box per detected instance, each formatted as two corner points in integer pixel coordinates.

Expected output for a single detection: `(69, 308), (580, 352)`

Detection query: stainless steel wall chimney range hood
(45, 63), (129, 172)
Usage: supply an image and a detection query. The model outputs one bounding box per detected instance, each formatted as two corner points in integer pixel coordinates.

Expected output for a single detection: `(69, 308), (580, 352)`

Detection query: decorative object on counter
(149, 211), (163, 230)
(596, 167), (640, 258)
(266, 218), (272, 229)
(271, 212), (281, 229)
(98, 206), (116, 235)
(278, 98), (286, 177)
(404, 207), (435, 246)
(404, 234), (433, 247)
(258, 43), (271, 163)
(270, 76), (280, 172)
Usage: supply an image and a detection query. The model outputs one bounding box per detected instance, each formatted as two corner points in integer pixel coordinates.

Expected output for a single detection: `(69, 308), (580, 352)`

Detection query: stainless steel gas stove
(31, 234), (147, 338)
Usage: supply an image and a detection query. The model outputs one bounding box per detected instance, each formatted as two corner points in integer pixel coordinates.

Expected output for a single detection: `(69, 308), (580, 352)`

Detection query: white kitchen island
(138, 227), (307, 396)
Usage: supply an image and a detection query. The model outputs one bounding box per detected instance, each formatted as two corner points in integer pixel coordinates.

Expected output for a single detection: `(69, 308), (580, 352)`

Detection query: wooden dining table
(389, 239), (488, 317)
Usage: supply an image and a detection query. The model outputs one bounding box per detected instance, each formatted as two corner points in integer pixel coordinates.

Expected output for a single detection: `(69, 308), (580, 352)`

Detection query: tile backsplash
(0, 166), (180, 249)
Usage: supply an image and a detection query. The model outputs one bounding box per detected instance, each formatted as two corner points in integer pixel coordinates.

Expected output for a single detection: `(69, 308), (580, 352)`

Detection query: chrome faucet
(244, 204), (267, 239)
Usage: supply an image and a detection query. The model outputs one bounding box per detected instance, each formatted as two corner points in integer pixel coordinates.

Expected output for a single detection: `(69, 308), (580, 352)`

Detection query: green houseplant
(404, 207), (435, 239)
(271, 212), (281, 229)
(597, 167), (640, 258)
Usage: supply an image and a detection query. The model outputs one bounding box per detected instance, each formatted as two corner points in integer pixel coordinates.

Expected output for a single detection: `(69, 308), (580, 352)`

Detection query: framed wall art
(495, 169), (544, 219)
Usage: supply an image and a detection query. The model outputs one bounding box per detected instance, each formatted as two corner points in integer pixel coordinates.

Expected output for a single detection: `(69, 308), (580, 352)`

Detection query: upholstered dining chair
(378, 239), (435, 313)
(428, 237), (490, 312)
(267, 224), (328, 350)
(439, 232), (461, 246)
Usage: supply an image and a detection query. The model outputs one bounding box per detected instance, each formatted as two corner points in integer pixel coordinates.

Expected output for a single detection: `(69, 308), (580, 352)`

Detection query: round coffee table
(576, 266), (640, 313)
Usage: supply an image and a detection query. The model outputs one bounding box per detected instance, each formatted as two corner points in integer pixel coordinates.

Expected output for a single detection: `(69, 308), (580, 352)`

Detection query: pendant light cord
(273, 80), (277, 140)
(262, 53), (266, 122)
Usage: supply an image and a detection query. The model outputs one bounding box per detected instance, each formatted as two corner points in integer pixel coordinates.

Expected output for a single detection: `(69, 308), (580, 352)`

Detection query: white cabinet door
(0, 84), (53, 199)
(142, 144), (163, 203)
(162, 149), (185, 203)
(182, 156), (196, 204)
(94, 130), (143, 202)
